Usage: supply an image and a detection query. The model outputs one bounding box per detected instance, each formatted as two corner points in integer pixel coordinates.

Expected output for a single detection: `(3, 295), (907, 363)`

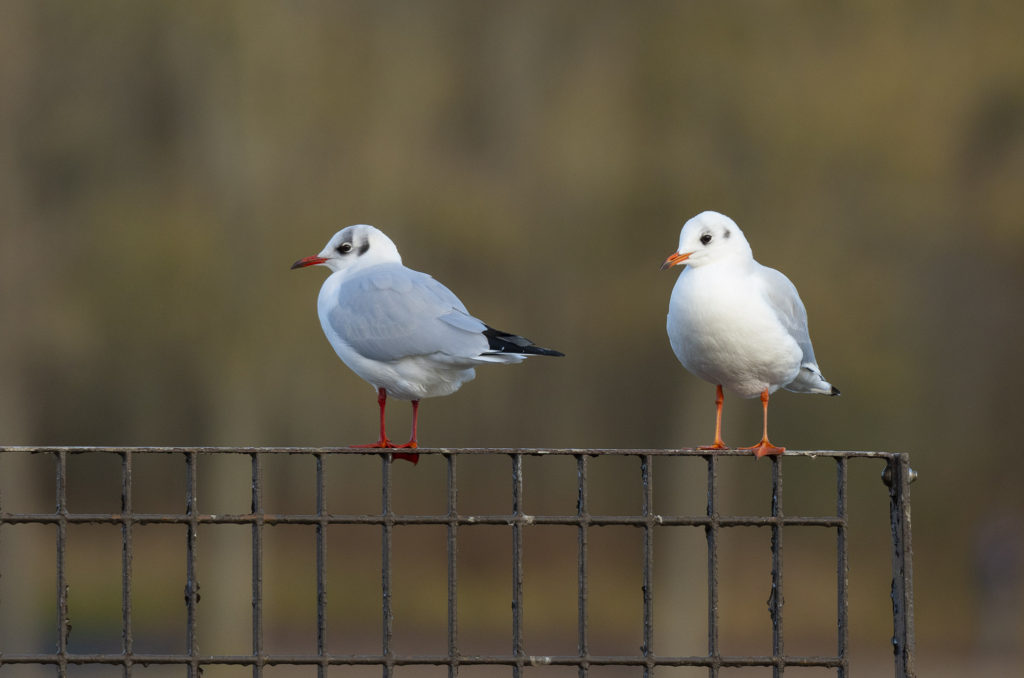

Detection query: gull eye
(700, 233), (713, 246)
(336, 242), (353, 254)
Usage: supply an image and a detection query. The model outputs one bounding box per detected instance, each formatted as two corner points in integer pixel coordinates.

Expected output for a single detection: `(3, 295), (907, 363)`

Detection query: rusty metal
(0, 446), (916, 676)
(315, 451), (328, 678)
(577, 453), (591, 678)
(706, 451), (721, 675)
(640, 454), (655, 677)
(251, 451), (265, 677)
(381, 452), (394, 678)
(55, 450), (69, 676)
(184, 449), (200, 677)
(837, 454), (851, 678)
(511, 452), (525, 678)
(884, 454), (917, 678)
(769, 456), (785, 677)
(445, 453), (459, 678)
(120, 450), (134, 675)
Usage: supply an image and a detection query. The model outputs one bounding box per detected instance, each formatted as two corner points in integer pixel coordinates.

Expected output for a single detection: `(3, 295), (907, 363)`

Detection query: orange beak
(291, 255), (328, 270)
(660, 251), (692, 271)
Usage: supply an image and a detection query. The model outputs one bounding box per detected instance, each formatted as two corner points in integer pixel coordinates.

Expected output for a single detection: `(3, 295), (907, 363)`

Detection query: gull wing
(756, 264), (817, 367)
(323, 264), (489, 364)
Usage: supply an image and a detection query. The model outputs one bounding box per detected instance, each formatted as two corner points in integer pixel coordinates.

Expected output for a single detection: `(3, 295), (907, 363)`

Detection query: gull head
(661, 211), (752, 270)
(291, 224), (402, 273)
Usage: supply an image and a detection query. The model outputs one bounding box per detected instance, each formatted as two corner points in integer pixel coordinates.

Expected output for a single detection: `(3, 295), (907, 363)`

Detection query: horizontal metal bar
(0, 653), (846, 667)
(0, 512), (847, 528)
(0, 446), (903, 459)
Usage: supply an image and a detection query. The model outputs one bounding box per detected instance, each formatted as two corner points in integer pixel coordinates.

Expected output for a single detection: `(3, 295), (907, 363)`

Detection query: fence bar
(0, 651), (854, 667)
(641, 454), (655, 678)
(446, 453), (459, 678)
(184, 450), (200, 678)
(0, 447), (913, 463)
(55, 450), (69, 678)
(769, 455), (785, 677)
(251, 452), (265, 678)
(836, 456), (850, 677)
(886, 455), (917, 678)
(0, 512), (851, 528)
(705, 453), (720, 677)
(381, 454), (395, 678)
(120, 450), (134, 677)
(511, 452), (525, 678)
(576, 453), (590, 677)
(315, 452), (328, 678)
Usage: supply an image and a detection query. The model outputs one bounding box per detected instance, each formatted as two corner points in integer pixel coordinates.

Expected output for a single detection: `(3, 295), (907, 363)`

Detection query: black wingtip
(483, 325), (564, 357)
(830, 386), (841, 396)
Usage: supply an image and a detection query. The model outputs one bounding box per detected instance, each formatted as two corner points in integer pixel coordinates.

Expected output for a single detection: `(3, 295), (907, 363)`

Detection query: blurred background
(1, 1), (1022, 676)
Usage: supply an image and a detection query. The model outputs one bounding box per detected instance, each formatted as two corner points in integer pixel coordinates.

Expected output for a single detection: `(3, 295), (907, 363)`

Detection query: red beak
(660, 251), (692, 271)
(291, 255), (328, 270)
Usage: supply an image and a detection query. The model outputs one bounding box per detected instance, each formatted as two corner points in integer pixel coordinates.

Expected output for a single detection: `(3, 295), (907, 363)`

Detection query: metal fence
(0, 447), (915, 677)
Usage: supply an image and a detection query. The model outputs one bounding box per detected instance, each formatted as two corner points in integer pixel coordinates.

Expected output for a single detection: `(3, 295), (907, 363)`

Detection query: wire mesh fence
(0, 447), (915, 677)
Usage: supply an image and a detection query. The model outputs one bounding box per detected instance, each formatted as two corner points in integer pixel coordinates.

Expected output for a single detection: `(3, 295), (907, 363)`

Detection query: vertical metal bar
(836, 456), (849, 678)
(251, 452), (264, 678)
(381, 454), (394, 678)
(511, 453), (525, 678)
(769, 455), (785, 677)
(121, 450), (134, 677)
(705, 454), (719, 678)
(315, 452), (328, 678)
(576, 454), (589, 677)
(886, 455), (917, 678)
(184, 451), (200, 678)
(640, 454), (655, 678)
(55, 450), (69, 678)
(446, 453), (459, 678)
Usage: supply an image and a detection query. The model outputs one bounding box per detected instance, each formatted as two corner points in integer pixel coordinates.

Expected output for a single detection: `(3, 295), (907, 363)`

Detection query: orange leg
(392, 400), (420, 464)
(352, 388), (419, 464)
(352, 387), (392, 448)
(739, 389), (785, 458)
(698, 385), (729, 450)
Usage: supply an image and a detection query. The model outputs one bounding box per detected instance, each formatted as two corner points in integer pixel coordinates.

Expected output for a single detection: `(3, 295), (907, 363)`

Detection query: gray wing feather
(757, 265), (817, 367)
(327, 265), (488, 363)
(439, 310), (487, 334)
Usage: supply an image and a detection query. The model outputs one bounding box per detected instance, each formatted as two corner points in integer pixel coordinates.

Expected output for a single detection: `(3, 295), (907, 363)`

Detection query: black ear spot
(724, 229), (731, 239)
(358, 240), (370, 256)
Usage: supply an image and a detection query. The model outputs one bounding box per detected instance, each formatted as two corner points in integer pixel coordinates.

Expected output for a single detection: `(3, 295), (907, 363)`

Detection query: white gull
(292, 224), (563, 462)
(661, 211), (839, 457)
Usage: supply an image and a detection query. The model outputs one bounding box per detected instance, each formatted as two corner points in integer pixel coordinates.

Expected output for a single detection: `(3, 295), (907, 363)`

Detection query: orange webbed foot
(350, 440), (419, 464)
(739, 439), (785, 459)
(392, 440), (419, 464)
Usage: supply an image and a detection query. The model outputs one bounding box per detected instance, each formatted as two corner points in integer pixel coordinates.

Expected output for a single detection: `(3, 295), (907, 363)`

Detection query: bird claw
(698, 442), (729, 451)
(391, 440), (419, 464)
(349, 440), (419, 464)
(392, 451), (419, 465)
(740, 440), (785, 458)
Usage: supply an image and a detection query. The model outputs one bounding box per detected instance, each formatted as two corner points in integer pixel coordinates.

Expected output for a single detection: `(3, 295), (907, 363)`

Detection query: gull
(661, 211), (839, 457)
(292, 224), (563, 463)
